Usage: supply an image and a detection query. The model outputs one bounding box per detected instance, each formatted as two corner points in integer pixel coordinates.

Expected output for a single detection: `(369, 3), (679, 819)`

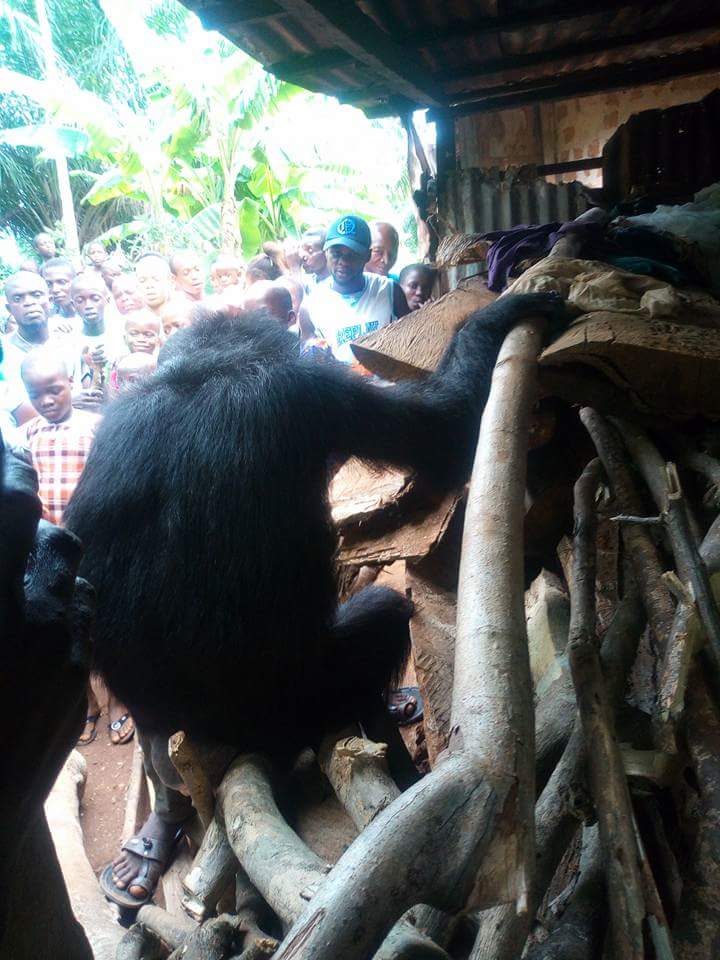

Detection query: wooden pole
(271, 317), (544, 959)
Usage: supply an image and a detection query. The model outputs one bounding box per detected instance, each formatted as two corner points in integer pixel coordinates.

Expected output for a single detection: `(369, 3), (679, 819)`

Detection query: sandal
(77, 713), (100, 746)
(109, 713), (135, 745)
(99, 826), (185, 909)
(388, 687), (424, 726)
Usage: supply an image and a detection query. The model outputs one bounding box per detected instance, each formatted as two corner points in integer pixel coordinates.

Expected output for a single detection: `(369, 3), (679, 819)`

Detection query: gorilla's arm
(324, 293), (563, 490)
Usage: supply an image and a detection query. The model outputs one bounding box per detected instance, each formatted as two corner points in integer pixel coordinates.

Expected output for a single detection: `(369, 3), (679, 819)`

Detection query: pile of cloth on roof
(470, 182), (720, 295)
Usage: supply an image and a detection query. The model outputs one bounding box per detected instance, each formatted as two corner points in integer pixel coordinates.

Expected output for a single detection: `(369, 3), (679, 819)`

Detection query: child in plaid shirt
(20, 350), (99, 525)
(20, 348), (135, 747)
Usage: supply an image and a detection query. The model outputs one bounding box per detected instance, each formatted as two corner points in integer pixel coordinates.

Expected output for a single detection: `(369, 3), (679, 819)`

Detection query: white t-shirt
(72, 326), (126, 388)
(303, 273), (395, 363)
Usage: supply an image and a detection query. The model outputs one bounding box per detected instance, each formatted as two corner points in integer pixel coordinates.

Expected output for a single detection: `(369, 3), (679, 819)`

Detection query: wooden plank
(407, 563), (456, 767)
(540, 313), (720, 419)
(272, 0), (446, 107)
(329, 458), (408, 529)
(351, 276), (498, 381)
(338, 491), (461, 567)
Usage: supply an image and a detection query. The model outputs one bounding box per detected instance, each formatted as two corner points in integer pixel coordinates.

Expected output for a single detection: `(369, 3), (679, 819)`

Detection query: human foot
(108, 695), (135, 745)
(77, 713), (100, 745)
(109, 813), (183, 902)
(78, 682), (100, 745)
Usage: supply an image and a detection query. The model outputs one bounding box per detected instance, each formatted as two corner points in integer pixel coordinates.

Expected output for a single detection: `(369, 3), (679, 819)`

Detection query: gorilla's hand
(496, 291), (568, 332)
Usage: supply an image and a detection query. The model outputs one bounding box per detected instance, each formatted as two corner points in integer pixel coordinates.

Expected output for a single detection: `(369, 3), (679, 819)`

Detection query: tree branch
(567, 458), (646, 960)
(579, 409), (675, 652)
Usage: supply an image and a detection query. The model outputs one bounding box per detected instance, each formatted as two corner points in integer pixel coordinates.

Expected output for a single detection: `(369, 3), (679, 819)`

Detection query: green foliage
(0, 0), (415, 264)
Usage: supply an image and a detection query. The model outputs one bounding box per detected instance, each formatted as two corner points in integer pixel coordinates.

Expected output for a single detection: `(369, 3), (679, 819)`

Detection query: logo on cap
(336, 217), (356, 237)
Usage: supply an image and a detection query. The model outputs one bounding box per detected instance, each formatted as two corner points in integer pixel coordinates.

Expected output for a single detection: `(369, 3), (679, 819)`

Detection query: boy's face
(300, 236), (326, 275)
(136, 258), (173, 309)
(43, 264), (75, 310)
(72, 277), (108, 325)
(23, 368), (72, 423)
(34, 234), (56, 258)
(159, 298), (192, 338)
(5, 272), (50, 336)
(211, 266), (241, 292)
(401, 269), (433, 311)
(125, 312), (161, 354)
(173, 253), (205, 301)
(101, 260), (123, 290)
(112, 275), (143, 315)
(87, 243), (108, 266)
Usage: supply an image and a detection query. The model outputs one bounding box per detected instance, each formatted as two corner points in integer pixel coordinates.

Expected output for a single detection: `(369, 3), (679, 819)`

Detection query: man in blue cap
(300, 215), (409, 364)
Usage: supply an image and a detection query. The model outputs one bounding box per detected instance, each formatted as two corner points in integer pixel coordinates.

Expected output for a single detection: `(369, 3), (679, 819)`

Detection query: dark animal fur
(64, 294), (563, 752)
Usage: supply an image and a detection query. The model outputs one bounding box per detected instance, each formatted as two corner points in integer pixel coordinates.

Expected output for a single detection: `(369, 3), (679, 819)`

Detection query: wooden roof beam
(436, 17), (720, 85)
(406, 0), (645, 47)
(428, 45), (720, 119)
(268, 48), (349, 82)
(271, 0), (446, 107)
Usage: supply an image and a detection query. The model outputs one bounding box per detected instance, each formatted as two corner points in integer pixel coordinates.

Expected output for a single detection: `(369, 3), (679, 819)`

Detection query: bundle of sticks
(108, 317), (720, 960)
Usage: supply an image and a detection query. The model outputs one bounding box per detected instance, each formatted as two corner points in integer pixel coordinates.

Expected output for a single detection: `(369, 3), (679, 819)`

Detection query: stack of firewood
(20, 252), (717, 958)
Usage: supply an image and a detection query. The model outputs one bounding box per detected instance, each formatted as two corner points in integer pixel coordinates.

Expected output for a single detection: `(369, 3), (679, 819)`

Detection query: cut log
(217, 755), (330, 928)
(351, 276), (498, 381)
(169, 731), (216, 830)
(44, 751), (123, 960)
(182, 815), (239, 922)
(122, 741), (150, 844)
(317, 729), (400, 831)
(137, 903), (195, 951)
(658, 515), (720, 733)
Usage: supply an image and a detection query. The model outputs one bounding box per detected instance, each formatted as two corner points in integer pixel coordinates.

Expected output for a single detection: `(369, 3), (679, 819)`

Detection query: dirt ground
(76, 679), (135, 875)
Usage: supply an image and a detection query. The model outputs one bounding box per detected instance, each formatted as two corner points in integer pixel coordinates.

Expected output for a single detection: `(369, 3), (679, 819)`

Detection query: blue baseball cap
(323, 215), (371, 257)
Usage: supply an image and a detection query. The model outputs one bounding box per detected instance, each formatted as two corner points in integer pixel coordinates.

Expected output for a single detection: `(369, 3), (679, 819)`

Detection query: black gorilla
(65, 294), (562, 753)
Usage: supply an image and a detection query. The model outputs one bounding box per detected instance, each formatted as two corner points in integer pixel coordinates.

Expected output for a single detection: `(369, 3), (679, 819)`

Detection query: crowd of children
(0, 214), (437, 746)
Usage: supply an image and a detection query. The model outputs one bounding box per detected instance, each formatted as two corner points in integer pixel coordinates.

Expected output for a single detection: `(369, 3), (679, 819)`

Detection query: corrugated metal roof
(183, 0), (720, 116)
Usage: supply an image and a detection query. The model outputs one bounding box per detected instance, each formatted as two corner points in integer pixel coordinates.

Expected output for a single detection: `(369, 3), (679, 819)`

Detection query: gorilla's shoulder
(157, 307), (299, 381)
